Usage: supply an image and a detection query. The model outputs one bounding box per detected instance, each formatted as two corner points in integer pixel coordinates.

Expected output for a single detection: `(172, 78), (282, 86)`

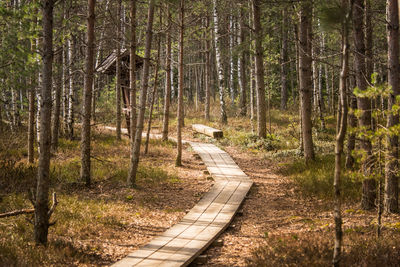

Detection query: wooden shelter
(96, 49), (144, 135)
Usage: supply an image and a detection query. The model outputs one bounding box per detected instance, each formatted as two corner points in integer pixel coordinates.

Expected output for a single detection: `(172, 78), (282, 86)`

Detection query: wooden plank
(192, 124), (223, 139)
(112, 142), (253, 267)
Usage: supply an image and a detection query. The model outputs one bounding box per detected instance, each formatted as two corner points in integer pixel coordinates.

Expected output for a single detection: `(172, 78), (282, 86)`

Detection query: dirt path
(198, 146), (322, 266)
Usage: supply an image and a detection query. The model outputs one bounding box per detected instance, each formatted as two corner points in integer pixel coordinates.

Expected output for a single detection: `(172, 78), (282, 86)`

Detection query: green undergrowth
(277, 154), (362, 201)
(247, 227), (400, 267)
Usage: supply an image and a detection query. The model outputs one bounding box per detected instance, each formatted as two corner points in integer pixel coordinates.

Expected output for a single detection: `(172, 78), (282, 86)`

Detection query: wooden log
(0, 209), (34, 218)
(192, 124), (223, 139)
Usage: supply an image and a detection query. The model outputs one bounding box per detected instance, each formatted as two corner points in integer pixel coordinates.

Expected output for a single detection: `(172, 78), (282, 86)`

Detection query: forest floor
(2, 108), (400, 266)
(0, 126), (213, 266)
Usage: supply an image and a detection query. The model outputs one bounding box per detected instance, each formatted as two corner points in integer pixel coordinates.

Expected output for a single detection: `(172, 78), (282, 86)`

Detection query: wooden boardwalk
(112, 141), (253, 267)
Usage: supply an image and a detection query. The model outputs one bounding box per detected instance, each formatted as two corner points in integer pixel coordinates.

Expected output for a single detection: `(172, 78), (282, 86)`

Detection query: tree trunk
(229, 10), (235, 105)
(212, 0), (228, 124)
(127, 0), (155, 187)
(253, 0), (267, 139)
(66, 38), (75, 140)
(333, 2), (351, 265)
(176, 0), (184, 167)
(239, 4), (247, 116)
(281, 9), (288, 110)
(80, 0), (96, 187)
(145, 35), (161, 154)
(204, 16), (211, 121)
(116, 0), (122, 140)
(34, 0), (55, 245)
(162, 4), (171, 140)
(299, 1), (315, 161)
(384, 0), (399, 213)
(28, 37), (36, 164)
(115, 2), (123, 138)
(51, 50), (62, 151)
(127, 0), (137, 185)
(353, 0), (375, 210)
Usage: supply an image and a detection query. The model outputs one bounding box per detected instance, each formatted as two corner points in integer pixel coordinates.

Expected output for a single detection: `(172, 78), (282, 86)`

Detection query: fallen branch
(0, 209), (34, 218)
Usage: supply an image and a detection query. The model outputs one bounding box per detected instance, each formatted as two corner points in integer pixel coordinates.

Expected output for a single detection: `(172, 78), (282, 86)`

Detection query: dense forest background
(1, 0), (400, 266)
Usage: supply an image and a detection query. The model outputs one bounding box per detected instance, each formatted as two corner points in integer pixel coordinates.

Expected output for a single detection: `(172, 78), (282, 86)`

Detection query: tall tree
(51, 51), (62, 151)
(80, 0), (96, 187)
(204, 15), (211, 121)
(162, 3), (171, 140)
(127, 0), (137, 185)
(333, 0), (352, 264)
(116, 0), (122, 140)
(253, 0), (267, 138)
(34, 0), (55, 245)
(238, 4), (247, 116)
(280, 8), (288, 110)
(127, 0), (155, 187)
(212, 0), (228, 124)
(353, 0), (375, 210)
(176, 0), (184, 167)
(299, 0), (315, 161)
(384, 0), (399, 213)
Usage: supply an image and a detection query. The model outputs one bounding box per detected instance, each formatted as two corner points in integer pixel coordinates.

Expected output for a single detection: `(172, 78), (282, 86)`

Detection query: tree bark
(239, 4), (247, 116)
(229, 10), (235, 104)
(176, 0), (184, 167)
(28, 36), (36, 164)
(212, 0), (228, 124)
(80, 0), (96, 187)
(34, 0), (55, 245)
(51, 50), (62, 151)
(299, 1), (315, 161)
(204, 16), (211, 121)
(253, 0), (267, 139)
(353, 0), (375, 210)
(162, 4), (171, 140)
(145, 35), (161, 154)
(127, 0), (137, 185)
(385, 0), (399, 213)
(66, 38), (75, 140)
(333, 2), (351, 265)
(127, 0), (155, 187)
(116, 0), (122, 140)
(281, 9), (288, 110)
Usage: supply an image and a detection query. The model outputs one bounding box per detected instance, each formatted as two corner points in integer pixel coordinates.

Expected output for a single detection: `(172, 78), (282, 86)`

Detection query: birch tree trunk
(299, 1), (315, 162)
(176, 0), (184, 167)
(80, 0), (96, 187)
(333, 2), (351, 264)
(384, 0), (399, 213)
(28, 35), (36, 164)
(238, 4), (247, 116)
(162, 4), (171, 140)
(51, 50), (62, 151)
(253, 0), (267, 138)
(204, 16), (211, 121)
(127, 0), (155, 187)
(66, 38), (75, 140)
(127, 0), (137, 185)
(34, 0), (55, 245)
(212, 0), (228, 124)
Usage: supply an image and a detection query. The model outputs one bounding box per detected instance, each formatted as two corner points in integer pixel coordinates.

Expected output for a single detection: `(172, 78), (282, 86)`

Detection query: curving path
(109, 130), (253, 267)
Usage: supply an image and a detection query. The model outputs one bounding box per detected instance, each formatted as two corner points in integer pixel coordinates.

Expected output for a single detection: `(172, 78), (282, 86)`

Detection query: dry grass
(0, 126), (212, 266)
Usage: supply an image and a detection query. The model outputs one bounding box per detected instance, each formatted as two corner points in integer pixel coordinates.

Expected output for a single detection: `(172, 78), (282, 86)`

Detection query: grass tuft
(278, 154), (362, 200)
